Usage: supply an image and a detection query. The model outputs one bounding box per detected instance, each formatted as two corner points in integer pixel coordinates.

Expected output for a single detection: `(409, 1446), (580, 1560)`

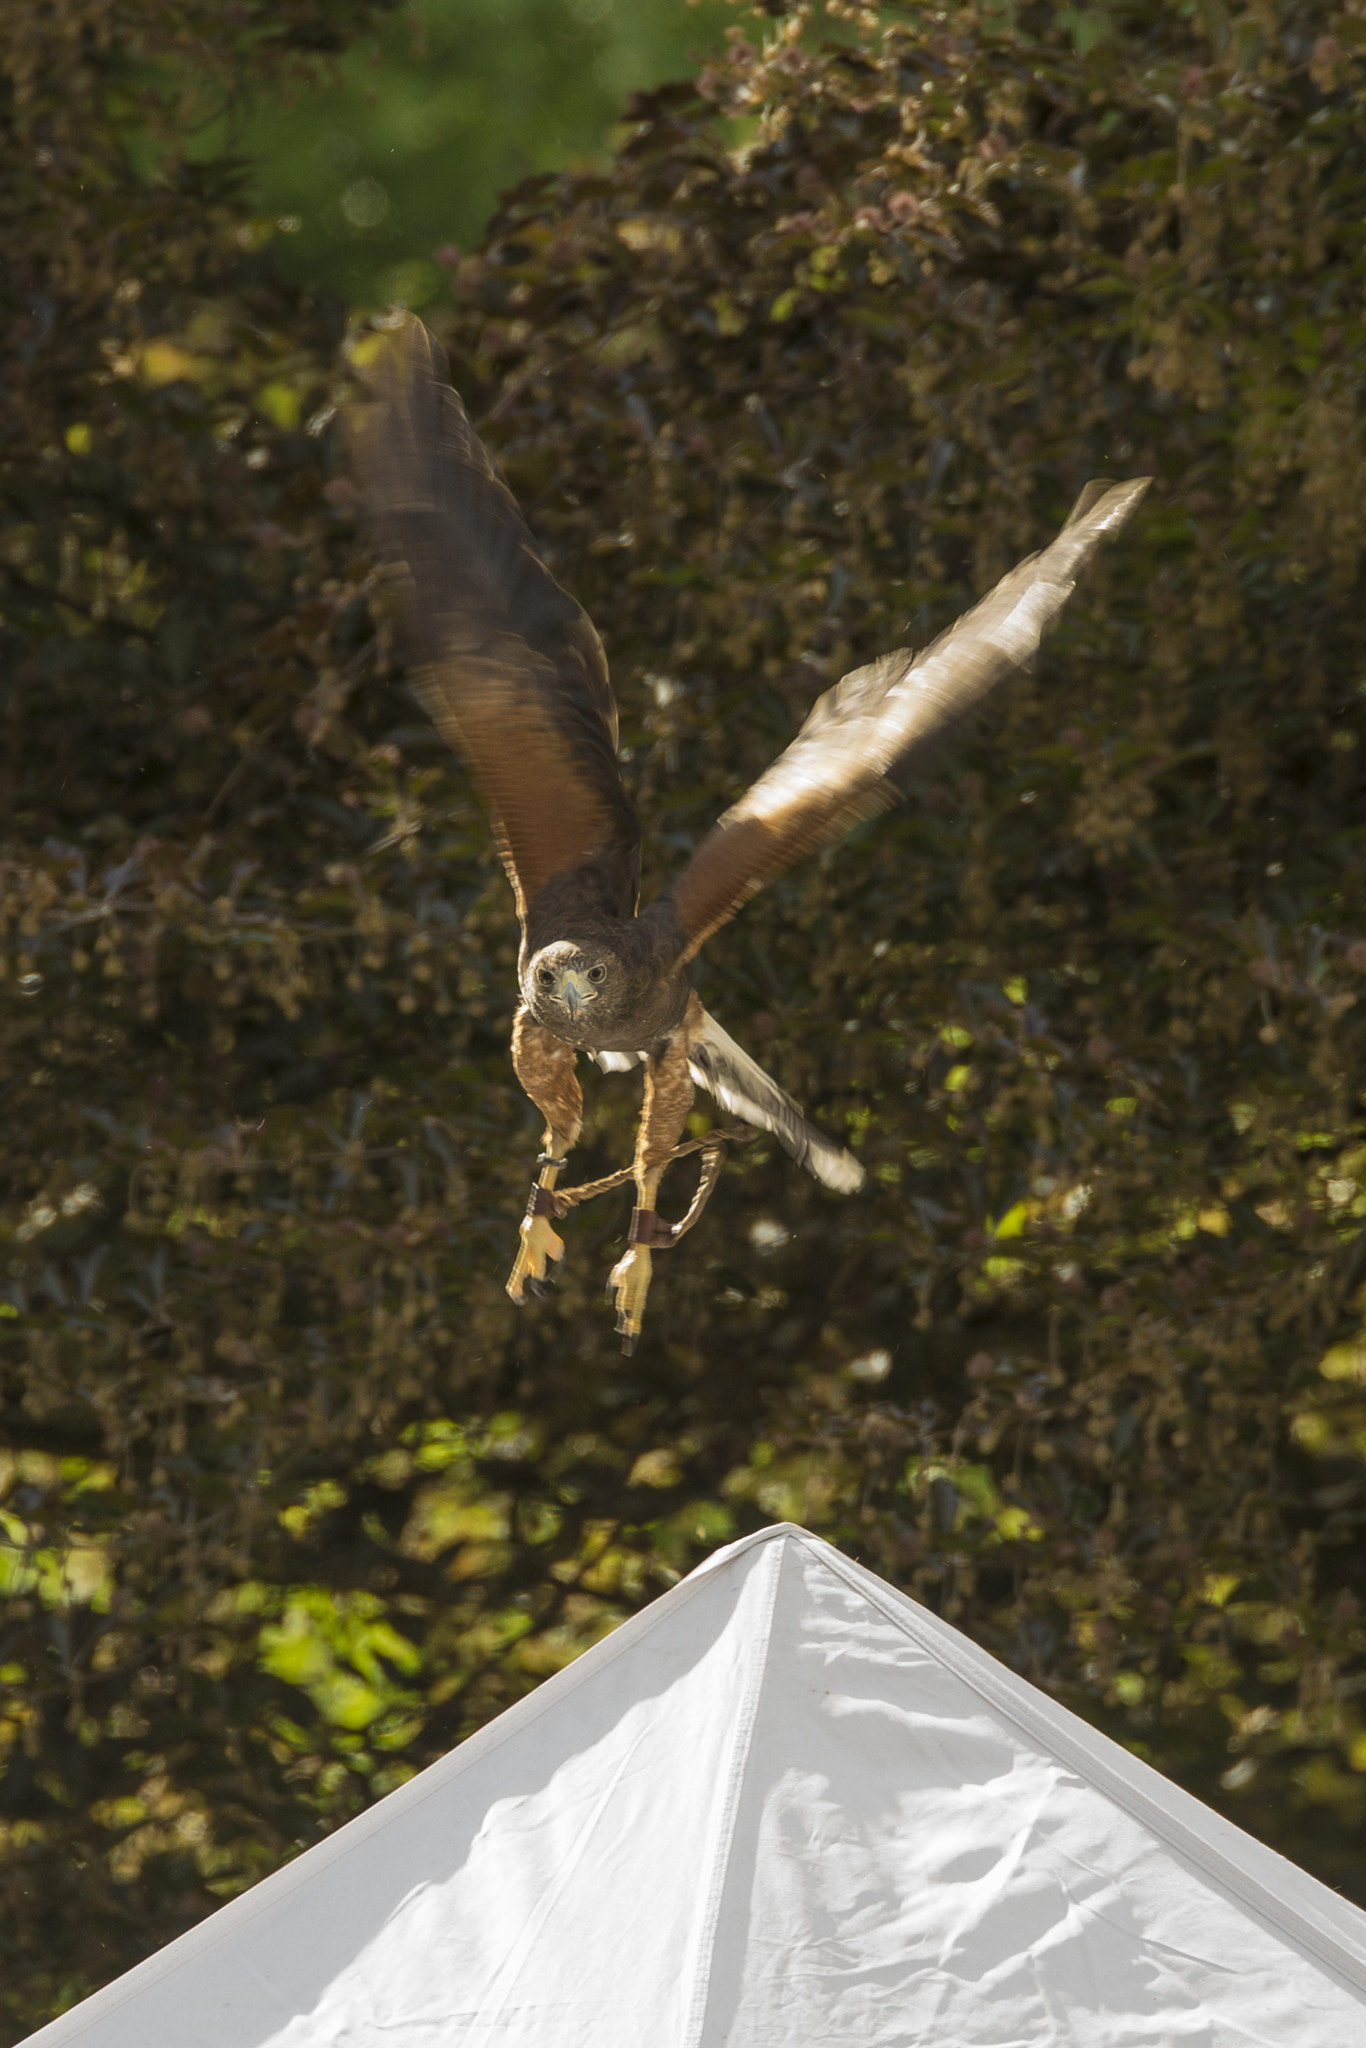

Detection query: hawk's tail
(685, 1010), (864, 1194)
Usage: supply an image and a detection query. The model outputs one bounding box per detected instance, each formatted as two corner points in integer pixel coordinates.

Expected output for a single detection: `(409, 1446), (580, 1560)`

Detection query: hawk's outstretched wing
(352, 316), (640, 926)
(652, 478), (1150, 962)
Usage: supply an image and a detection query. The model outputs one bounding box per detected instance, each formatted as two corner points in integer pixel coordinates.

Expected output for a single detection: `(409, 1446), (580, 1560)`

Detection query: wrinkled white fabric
(24, 1526), (1366, 2048)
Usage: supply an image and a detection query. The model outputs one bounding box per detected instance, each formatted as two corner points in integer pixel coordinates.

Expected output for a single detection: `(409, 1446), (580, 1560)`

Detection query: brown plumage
(352, 314), (1149, 1348)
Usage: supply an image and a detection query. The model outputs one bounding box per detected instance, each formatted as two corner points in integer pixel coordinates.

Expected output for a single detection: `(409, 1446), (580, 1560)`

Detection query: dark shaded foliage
(6, 1), (1366, 2035)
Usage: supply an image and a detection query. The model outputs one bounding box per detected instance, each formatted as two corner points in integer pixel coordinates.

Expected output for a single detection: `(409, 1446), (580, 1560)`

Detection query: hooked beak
(558, 969), (598, 1019)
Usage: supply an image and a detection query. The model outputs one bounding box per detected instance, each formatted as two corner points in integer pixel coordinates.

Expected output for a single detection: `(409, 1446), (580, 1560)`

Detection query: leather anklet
(628, 1208), (677, 1249)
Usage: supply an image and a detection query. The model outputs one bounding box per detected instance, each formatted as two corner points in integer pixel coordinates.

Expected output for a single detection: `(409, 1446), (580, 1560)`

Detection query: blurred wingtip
(1065, 475), (1153, 531)
(350, 311), (445, 409)
(348, 313), (458, 518)
(816, 1146), (866, 1195)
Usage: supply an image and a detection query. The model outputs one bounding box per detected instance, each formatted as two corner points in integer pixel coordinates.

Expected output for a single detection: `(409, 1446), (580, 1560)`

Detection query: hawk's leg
(507, 1007), (582, 1304)
(609, 998), (700, 1352)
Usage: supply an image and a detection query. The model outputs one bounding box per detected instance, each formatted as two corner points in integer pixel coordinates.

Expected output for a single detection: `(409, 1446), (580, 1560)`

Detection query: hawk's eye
(587, 964), (607, 984)
(535, 968), (554, 990)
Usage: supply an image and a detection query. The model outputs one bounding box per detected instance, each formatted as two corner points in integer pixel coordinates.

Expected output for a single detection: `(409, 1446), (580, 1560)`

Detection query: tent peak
(22, 1515), (1366, 2048)
(690, 1518), (828, 1575)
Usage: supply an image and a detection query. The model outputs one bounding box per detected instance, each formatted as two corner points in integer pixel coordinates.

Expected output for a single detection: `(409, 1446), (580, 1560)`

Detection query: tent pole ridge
(813, 1543), (1366, 1999)
(682, 1530), (787, 2048)
(472, 1722), (658, 2032)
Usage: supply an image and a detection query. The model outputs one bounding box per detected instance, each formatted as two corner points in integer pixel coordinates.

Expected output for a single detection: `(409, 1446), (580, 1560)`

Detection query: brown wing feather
(652, 477), (1150, 962)
(351, 316), (640, 926)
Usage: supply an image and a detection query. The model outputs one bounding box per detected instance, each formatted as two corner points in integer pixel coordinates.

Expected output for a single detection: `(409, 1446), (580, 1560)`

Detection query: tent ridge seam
(812, 1543), (1366, 2000)
(681, 1533), (786, 2048)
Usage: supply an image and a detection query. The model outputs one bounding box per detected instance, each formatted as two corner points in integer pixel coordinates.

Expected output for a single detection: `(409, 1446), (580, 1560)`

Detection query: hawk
(353, 316), (1147, 1348)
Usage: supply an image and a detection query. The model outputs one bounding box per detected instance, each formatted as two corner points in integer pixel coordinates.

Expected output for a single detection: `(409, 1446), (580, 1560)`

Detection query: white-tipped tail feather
(685, 1010), (864, 1194)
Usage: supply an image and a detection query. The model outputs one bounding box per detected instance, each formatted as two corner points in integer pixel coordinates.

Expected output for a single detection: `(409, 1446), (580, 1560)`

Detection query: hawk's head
(521, 933), (687, 1053)
(526, 941), (610, 1031)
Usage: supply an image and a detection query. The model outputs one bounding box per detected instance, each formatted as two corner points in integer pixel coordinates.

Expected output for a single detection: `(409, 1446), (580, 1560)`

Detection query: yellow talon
(609, 1243), (653, 1353)
(506, 1211), (565, 1303)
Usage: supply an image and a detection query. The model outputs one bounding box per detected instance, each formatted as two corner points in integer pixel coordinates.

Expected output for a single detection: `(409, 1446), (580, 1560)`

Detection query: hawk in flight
(354, 316), (1147, 1348)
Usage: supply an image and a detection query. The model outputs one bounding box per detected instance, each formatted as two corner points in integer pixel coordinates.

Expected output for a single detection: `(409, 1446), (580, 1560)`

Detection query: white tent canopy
(25, 1522), (1366, 2046)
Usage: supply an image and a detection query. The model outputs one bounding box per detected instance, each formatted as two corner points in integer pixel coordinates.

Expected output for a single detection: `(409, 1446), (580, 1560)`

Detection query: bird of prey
(353, 315), (1147, 1348)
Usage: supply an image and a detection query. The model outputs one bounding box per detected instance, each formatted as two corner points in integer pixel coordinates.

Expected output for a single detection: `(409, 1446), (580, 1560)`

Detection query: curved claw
(609, 1243), (653, 1353)
(507, 1212), (565, 1305)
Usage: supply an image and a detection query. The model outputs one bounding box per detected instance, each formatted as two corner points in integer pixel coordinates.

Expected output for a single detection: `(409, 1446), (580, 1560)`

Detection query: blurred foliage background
(6, 0), (1366, 2036)
(186, 0), (737, 308)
